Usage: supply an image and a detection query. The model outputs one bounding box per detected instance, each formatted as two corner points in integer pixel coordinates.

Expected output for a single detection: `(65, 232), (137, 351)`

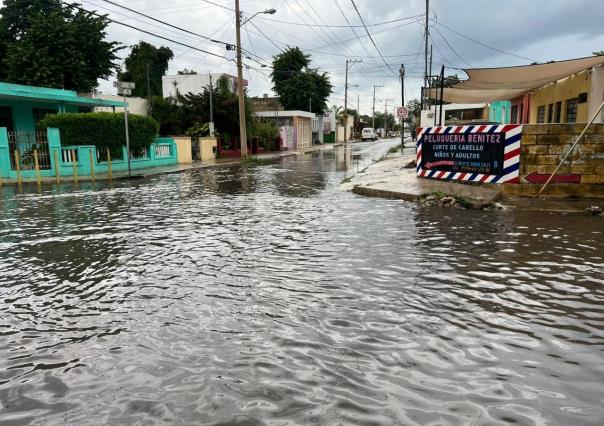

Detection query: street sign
(396, 106), (408, 119)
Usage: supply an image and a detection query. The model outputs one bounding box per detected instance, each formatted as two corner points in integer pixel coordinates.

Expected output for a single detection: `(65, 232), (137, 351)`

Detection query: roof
(0, 82), (126, 107)
(255, 110), (315, 119)
(429, 55), (604, 103)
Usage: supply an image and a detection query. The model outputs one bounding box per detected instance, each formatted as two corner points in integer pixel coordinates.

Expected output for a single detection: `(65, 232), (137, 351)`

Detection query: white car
(361, 128), (377, 141)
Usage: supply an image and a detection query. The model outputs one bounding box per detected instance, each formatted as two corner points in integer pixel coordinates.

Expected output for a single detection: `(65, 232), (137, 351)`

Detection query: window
(537, 105), (546, 123)
(0, 106), (14, 132)
(554, 101), (562, 123)
(547, 103), (554, 123)
(566, 98), (578, 123)
(510, 105), (518, 124)
(519, 104), (524, 123)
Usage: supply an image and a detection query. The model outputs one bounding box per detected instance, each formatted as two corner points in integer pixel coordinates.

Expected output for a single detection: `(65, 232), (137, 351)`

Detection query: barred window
(566, 98), (578, 123)
(537, 105), (546, 123)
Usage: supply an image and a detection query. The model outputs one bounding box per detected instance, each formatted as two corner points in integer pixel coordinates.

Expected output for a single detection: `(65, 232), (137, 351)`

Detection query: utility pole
(344, 58), (362, 143)
(400, 64), (405, 150)
(384, 99), (393, 136)
(424, 0), (429, 109)
(235, 0), (247, 157)
(439, 65), (446, 126)
(208, 72), (214, 136)
(357, 93), (359, 138)
(309, 98), (312, 113)
(146, 62), (151, 99)
(428, 45), (433, 110)
(372, 85), (383, 129)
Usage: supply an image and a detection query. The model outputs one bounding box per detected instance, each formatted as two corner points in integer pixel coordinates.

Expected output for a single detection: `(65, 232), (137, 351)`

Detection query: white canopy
(427, 87), (529, 103)
(428, 55), (604, 103)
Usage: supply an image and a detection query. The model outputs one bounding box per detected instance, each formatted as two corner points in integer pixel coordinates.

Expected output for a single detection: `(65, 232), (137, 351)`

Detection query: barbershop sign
(416, 124), (522, 184)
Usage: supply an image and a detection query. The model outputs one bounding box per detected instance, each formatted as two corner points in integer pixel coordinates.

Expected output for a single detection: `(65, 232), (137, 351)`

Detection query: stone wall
(503, 123), (604, 197)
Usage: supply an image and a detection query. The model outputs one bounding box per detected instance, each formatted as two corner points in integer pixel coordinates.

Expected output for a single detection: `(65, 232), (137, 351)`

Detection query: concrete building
(89, 94), (149, 116)
(162, 73), (248, 98)
(255, 110), (313, 150)
(488, 100), (511, 123)
(529, 65), (604, 124)
(420, 103), (486, 127)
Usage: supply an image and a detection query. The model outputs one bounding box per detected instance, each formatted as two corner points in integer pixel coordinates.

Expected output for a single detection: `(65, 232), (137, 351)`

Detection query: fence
(0, 127), (178, 183)
(8, 130), (52, 170)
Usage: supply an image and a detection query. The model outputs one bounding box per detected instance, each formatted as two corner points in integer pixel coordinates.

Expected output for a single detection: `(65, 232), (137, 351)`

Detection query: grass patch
(387, 145), (400, 154)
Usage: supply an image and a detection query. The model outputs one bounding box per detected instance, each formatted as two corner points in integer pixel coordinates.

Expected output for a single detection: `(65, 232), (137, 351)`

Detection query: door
(0, 106), (14, 132)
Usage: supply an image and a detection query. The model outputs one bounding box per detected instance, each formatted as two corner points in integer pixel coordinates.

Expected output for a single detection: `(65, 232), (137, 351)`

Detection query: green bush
(39, 112), (159, 155)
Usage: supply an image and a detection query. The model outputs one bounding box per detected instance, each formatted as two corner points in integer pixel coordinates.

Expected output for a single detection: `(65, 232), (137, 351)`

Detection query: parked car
(361, 127), (377, 141)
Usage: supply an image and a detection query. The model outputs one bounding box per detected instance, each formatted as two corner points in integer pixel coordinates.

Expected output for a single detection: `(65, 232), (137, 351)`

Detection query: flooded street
(0, 140), (603, 425)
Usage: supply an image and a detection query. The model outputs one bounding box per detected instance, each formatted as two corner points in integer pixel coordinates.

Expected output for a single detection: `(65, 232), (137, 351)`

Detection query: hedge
(39, 112), (159, 154)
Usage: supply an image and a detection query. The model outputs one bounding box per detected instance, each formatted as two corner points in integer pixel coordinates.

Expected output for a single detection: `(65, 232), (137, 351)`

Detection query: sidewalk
(341, 153), (603, 213)
(341, 153), (501, 205)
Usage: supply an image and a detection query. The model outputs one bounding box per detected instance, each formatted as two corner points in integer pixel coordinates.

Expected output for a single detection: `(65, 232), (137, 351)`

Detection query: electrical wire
(348, 0), (397, 76)
(435, 21), (538, 63)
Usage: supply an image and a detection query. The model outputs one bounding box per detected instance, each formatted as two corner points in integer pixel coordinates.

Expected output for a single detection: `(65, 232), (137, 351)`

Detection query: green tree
(178, 68), (197, 75)
(405, 99), (421, 125)
(118, 42), (174, 97)
(271, 47), (332, 114)
(593, 51), (604, 56)
(0, 0), (120, 91)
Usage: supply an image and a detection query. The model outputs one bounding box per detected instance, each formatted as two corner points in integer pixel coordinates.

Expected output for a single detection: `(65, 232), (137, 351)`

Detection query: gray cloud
(90, 0), (604, 114)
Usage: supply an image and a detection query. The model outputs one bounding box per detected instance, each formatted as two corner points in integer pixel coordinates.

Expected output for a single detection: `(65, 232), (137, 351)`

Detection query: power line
(60, 1), (234, 63)
(96, 0), (234, 48)
(430, 25), (472, 68)
(348, 0), (397, 76)
(435, 21), (538, 63)
(256, 13), (426, 29)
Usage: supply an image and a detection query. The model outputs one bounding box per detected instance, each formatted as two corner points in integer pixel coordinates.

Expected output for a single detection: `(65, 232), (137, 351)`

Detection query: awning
(427, 87), (528, 103)
(459, 55), (604, 90)
(428, 55), (604, 103)
(0, 82), (126, 107)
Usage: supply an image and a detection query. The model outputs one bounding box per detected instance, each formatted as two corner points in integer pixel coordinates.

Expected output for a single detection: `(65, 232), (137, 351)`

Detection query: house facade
(255, 110), (314, 150)
(528, 65), (604, 124)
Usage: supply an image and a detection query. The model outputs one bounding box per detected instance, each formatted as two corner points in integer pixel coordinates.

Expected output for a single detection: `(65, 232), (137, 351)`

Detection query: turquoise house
(488, 100), (512, 124)
(0, 82), (178, 182)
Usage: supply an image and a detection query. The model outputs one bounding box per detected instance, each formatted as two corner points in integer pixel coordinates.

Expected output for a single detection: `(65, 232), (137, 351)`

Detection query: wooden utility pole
(424, 0), (429, 109)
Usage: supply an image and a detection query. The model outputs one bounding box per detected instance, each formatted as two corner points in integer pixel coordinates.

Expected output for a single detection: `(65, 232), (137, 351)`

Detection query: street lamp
(235, 3), (277, 157)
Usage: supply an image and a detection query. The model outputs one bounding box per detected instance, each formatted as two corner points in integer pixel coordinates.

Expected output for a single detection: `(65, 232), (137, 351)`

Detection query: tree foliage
(271, 47), (332, 114)
(118, 42), (174, 97)
(593, 51), (604, 56)
(0, 0), (120, 92)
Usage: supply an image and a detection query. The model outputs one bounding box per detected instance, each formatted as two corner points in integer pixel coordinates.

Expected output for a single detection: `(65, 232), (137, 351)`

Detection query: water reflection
(0, 141), (602, 425)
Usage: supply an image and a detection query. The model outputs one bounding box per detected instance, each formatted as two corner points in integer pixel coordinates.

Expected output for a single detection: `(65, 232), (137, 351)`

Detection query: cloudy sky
(87, 0), (604, 115)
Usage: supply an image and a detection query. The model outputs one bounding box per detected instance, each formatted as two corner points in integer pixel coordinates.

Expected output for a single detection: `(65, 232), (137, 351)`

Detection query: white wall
(589, 65), (604, 123)
(162, 73), (244, 98)
(93, 95), (149, 116)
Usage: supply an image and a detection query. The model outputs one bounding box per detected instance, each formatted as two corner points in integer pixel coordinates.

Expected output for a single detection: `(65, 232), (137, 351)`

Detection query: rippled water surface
(1, 141), (603, 425)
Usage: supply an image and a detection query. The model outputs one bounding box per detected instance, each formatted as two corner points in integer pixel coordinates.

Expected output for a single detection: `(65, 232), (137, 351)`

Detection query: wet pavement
(0, 139), (603, 425)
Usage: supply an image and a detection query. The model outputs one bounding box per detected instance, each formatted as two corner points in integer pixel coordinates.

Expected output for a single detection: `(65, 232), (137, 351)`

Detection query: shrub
(39, 112), (159, 155)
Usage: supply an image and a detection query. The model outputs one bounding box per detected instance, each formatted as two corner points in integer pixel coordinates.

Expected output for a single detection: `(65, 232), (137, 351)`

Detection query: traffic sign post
(396, 106), (408, 119)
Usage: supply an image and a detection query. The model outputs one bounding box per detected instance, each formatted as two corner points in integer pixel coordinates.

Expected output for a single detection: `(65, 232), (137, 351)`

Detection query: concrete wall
(505, 123), (604, 197)
(174, 136), (192, 163)
(93, 95), (149, 116)
(489, 100), (511, 123)
(529, 71), (591, 123)
(162, 74), (246, 98)
(588, 65), (604, 123)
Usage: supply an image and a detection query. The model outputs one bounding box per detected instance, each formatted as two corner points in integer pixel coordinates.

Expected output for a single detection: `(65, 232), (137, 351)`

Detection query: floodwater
(0, 140), (602, 425)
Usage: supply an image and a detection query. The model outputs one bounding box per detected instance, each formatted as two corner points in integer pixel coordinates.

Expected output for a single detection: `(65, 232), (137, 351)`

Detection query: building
(89, 94), (149, 116)
(162, 73), (248, 98)
(250, 95), (283, 113)
(529, 65), (604, 124)
(488, 100), (511, 123)
(254, 110), (313, 150)
(420, 103), (487, 127)
(0, 82), (125, 134)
